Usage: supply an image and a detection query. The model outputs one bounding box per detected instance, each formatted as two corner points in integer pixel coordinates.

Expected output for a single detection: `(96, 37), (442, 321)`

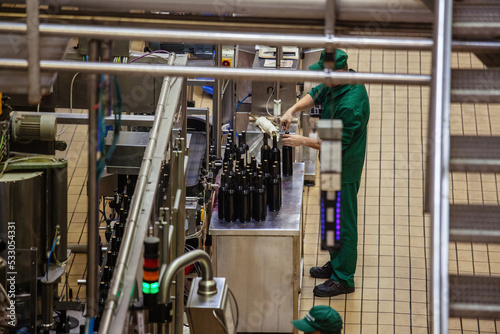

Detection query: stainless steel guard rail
(0, 58), (431, 86)
(2, 21), (500, 51)
(99, 54), (178, 334)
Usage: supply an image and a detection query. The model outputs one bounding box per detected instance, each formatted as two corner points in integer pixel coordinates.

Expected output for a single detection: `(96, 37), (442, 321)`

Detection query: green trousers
(329, 181), (360, 288)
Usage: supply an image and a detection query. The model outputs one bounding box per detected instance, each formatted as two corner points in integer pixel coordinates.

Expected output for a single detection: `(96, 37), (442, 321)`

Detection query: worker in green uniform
(281, 49), (370, 297)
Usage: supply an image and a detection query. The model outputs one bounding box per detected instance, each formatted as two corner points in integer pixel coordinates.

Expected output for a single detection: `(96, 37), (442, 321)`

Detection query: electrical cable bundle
(96, 75), (122, 180)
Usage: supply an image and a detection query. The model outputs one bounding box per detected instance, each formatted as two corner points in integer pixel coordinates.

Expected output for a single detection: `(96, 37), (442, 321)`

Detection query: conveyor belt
(186, 131), (206, 196)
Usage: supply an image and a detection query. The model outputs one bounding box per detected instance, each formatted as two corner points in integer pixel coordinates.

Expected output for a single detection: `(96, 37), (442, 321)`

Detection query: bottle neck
(240, 131), (246, 146)
(257, 174), (263, 188)
(272, 164), (279, 179)
(272, 134), (278, 149)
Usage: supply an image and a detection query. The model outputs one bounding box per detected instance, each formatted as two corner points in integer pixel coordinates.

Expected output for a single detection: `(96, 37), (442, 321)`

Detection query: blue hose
(235, 95), (251, 113)
(46, 236), (59, 280)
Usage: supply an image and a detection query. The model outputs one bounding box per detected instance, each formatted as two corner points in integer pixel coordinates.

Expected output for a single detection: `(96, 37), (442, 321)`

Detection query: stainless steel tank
(0, 172), (45, 284)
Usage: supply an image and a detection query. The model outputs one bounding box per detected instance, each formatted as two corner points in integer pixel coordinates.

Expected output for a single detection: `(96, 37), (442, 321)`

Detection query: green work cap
(291, 305), (343, 333)
(309, 49), (348, 71)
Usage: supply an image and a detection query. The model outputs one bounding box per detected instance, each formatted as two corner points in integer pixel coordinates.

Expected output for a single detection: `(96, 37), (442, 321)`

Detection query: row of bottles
(218, 156), (282, 223)
(218, 129), (295, 222)
(99, 193), (130, 314)
(224, 130), (293, 177)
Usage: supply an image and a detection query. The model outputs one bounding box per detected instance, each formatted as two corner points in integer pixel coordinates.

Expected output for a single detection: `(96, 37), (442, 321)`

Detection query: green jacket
(308, 73), (370, 183)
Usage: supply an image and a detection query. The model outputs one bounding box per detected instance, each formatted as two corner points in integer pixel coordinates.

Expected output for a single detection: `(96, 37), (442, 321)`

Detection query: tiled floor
(298, 49), (500, 334)
(57, 49), (500, 333)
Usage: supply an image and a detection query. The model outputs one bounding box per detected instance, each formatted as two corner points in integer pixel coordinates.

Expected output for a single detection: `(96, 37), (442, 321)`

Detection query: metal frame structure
(426, 1), (453, 333)
(1, 0), (497, 333)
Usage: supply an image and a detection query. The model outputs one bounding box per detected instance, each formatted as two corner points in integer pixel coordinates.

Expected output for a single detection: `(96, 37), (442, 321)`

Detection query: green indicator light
(142, 282), (151, 294)
(150, 282), (159, 294)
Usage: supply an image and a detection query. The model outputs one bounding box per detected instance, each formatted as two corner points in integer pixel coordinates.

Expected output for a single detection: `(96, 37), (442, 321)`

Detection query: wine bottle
(282, 131), (293, 176)
(261, 133), (272, 169)
(223, 143), (232, 163)
(235, 172), (243, 220)
(227, 158), (235, 180)
(218, 173), (226, 220)
(269, 164), (282, 211)
(224, 176), (236, 222)
(271, 133), (281, 175)
(253, 174), (267, 221)
(262, 160), (273, 206)
(239, 157), (247, 179)
(237, 131), (249, 163)
(239, 176), (251, 223)
(247, 170), (255, 217)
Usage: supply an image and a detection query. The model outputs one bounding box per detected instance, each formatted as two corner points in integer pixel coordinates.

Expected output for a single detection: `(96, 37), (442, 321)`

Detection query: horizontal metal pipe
(42, 23), (433, 50)
(2, 21), (500, 52)
(23, 108), (207, 126)
(0, 0), (431, 21)
(158, 250), (214, 304)
(0, 59), (431, 85)
(68, 244), (87, 253)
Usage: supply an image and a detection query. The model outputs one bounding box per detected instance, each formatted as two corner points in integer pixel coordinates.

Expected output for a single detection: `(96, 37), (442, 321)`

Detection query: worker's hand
(280, 109), (293, 131)
(282, 133), (306, 147)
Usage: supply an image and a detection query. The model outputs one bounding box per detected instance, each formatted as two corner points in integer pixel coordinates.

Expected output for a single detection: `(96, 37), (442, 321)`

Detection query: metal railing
(426, 0), (453, 333)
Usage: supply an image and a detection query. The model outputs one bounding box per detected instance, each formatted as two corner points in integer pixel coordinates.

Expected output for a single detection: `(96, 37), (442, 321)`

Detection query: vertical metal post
(174, 139), (186, 334)
(87, 39), (100, 321)
(276, 46), (282, 103)
(26, 0), (40, 105)
(325, 0), (336, 36)
(428, 0), (453, 333)
(213, 45), (222, 157)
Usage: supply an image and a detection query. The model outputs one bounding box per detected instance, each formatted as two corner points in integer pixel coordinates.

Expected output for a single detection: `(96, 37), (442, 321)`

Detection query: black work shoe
(313, 279), (355, 297)
(309, 261), (333, 278)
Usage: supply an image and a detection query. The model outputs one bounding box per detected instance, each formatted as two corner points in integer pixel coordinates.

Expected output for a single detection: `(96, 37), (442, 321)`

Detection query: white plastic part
(255, 116), (279, 140)
(273, 99), (281, 117)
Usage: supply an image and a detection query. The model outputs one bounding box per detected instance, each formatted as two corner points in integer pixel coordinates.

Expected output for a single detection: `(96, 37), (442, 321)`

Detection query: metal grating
(451, 69), (500, 103)
(453, 3), (500, 39)
(449, 136), (500, 172)
(449, 205), (500, 243)
(449, 275), (500, 319)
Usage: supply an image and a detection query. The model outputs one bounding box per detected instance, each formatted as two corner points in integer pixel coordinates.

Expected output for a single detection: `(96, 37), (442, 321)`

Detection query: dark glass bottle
(123, 195), (130, 211)
(269, 164), (282, 212)
(102, 265), (112, 282)
(247, 171), (255, 217)
(99, 281), (108, 308)
(239, 157), (247, 179)
(252, 174), (267, 221)
(237, 131), (249, 163)
(239, 176), (251, 223)
(250, 156), (258, 173)
(110, 236), (119, 262)
(282, 131), (293, 176)
(106, 250), (114, 268)
(223, 143), (232, 163)
(218, 173), (227, 220)
(262, 160), (273, 205)
(224, 176), (236, 222)
(271, 133), (281, 175)
(114, 221), (123, 245)
(227, 158), (235, 180)
(260, 133), (271, 171)
(235, 172), (243, 217)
